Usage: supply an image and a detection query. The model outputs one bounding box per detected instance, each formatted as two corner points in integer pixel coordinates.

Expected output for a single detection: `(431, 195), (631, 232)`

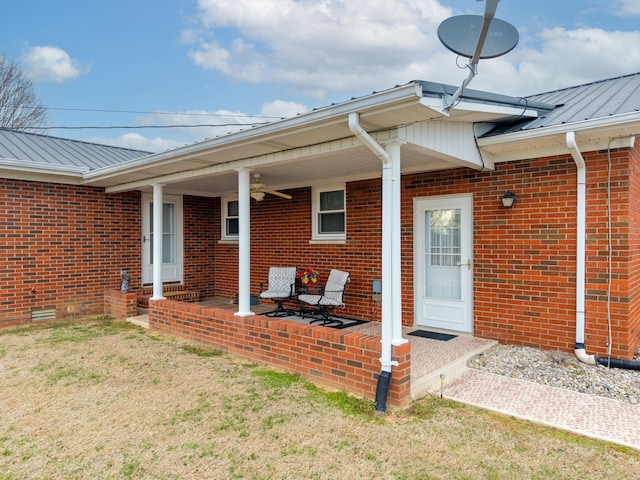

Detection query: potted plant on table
(297, 268), (320, 293)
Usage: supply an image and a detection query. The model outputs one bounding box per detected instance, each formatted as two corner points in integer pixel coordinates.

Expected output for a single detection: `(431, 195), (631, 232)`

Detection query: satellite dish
(438, 15), (519, 59)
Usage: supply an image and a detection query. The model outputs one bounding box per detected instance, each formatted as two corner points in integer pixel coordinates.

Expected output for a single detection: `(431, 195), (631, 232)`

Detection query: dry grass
(1, 319), (639, 479)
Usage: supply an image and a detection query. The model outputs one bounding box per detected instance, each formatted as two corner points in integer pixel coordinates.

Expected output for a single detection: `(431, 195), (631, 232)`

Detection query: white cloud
(613, 0), (640, 16)
(188, 0), (452, 97)
(184, 0), (640, 100)
(100, 102), (309, 151)
(87, 133), (184, 154)
(21, 46), (88, 83)
(259, 100), (308, 119)
(505, 28), (640, 96)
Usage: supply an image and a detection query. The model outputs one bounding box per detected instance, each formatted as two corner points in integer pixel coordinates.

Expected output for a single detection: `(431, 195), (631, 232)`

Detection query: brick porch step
(137, 287), (200, 308)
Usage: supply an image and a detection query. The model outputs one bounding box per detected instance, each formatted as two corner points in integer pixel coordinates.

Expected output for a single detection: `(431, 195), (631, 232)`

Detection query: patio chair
(259, 267), (297, 317)
(298, 269), (350, 326)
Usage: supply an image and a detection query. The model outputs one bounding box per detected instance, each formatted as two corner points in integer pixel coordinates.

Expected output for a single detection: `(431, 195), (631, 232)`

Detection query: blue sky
(2, 0), (640, 152)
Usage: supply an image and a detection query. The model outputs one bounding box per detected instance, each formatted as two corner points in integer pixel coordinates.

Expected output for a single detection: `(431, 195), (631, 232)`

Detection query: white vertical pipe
(151, 183), (165, 300)
(387, 141), (408, 346)
(566, 132), (596, 364)
(380, 162), (394, 371)
(235, 168), (254, 316)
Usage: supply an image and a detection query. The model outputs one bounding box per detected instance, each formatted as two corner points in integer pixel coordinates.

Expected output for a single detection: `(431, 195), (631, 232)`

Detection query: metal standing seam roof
(0, 128), (151, 171)
(484, 72), (640, 136)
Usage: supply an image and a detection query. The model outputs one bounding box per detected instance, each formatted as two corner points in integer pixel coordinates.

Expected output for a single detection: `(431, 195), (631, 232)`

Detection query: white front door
(141, 194), (183, 284)
(414, 195), (473, 333)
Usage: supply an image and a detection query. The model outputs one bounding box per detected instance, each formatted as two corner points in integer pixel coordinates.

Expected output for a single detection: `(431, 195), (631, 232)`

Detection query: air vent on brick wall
(31, 307), (57, 322)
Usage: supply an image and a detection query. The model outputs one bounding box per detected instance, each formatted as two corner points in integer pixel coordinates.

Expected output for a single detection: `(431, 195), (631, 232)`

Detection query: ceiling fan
(249, 173), (292, 202)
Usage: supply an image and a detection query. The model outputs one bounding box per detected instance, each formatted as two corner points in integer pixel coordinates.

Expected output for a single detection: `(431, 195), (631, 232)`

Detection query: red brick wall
(183, 195), (217, 297)
(210, 147), (638, 359)
(0, 180), (141, 327)
(149, 299), (412, 407)
(629, 144), (640, 357)
(2, 144), (637, 360)
(212, 186), (383, 321)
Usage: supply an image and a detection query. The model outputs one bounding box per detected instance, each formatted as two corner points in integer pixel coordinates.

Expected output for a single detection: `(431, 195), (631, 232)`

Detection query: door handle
(142, 236), (149, 243)
(457, 259), (472, 270)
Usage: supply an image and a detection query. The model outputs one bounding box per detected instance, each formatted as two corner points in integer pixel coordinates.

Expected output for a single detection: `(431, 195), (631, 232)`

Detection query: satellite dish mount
(437, 0), (519, 110)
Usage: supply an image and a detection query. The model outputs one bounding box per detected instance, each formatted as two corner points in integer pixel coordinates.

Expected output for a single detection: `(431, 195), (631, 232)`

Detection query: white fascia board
(85, 82), (424, 184)
(0, 158), (85, 179)
(478, 110), (640, 149)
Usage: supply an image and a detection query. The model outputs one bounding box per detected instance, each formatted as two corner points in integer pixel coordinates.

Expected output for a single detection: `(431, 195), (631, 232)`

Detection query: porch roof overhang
(76, 81), (544, 196)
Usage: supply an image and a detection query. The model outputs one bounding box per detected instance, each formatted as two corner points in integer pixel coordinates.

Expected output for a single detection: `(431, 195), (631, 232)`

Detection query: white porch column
(380, 161), (394, 371)
(235, 168), (254, 316)
(150, 183), (165, 300)
(386, 141), (407, 346)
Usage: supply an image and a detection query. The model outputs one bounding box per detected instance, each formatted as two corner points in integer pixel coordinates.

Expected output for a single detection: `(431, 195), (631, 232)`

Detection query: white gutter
(348, 112), (401, 374)
(84, 82), (424, 183)
(478, 111), (640, 148)
(566, 132), (596, 365)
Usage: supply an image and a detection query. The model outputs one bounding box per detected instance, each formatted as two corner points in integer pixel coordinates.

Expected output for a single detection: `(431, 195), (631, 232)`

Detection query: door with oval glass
(414, 195), (473, 333)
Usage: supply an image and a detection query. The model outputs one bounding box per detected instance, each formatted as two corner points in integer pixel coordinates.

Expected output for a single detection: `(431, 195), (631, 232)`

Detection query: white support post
(150, 183), (165, 301)
(380, 162), (394, 371)
(387, 142), (407, 346)
(235, 168), (254, 317)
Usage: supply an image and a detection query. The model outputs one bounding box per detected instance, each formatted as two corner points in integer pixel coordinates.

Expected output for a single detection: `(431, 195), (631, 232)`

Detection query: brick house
(2, 73), (640, 404)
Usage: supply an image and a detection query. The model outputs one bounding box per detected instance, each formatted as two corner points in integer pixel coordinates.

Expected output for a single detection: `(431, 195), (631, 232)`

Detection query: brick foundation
(149, 299), (412, 408)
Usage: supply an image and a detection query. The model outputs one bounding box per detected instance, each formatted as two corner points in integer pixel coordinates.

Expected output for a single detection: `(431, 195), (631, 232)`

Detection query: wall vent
(31, 308), (57, 322)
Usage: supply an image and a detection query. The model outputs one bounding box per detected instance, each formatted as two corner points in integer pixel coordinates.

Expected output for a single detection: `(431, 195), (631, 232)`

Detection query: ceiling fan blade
(266, 189), (292, 200)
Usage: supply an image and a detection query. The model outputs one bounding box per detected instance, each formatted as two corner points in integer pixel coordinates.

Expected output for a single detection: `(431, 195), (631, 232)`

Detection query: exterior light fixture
(501, 190), (517, 208)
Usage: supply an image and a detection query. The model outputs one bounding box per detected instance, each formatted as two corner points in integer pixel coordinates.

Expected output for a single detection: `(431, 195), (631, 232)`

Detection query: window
(222, 198), (239, 240)
(313, 186), (346, 240)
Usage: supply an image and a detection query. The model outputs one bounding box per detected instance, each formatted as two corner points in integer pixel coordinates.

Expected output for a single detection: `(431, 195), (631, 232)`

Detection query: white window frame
(221, 197), (239, 241)
(312, 185), (346, 242)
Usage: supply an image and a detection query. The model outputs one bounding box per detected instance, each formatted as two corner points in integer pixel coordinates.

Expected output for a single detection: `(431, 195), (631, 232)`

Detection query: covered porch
(95, 81), (544, 408)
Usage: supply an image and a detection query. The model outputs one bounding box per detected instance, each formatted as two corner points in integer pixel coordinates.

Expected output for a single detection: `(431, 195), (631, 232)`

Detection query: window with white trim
(312, 186), (346, 240)
(222, 198), (239, 240)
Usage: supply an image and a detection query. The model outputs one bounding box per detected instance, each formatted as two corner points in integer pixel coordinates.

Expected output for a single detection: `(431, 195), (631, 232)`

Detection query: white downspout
(235, 167), (254, 317)
(566, 132), (596, 365)
(348, 112), (401, 375)
(387, 140), (408, 348)
(150, 183), (166, 301)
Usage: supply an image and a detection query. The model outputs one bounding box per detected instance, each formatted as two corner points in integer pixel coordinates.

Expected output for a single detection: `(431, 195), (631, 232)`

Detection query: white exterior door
(142, 194), (183, 284)
(414, 195), (473, 333)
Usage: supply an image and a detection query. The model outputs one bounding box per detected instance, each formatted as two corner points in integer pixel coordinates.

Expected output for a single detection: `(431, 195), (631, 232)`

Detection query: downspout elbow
(574, 344), (597, 365)
(348, 112), (389, 164)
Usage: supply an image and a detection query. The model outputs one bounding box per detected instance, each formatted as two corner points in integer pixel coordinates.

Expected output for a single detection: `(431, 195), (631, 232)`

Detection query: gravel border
(468, 345), (640, 404)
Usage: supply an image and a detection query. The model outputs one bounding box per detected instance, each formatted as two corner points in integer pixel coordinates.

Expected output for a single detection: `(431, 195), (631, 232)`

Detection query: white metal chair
(259, 267), (297, 317)
(298, 269), (350, 326)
